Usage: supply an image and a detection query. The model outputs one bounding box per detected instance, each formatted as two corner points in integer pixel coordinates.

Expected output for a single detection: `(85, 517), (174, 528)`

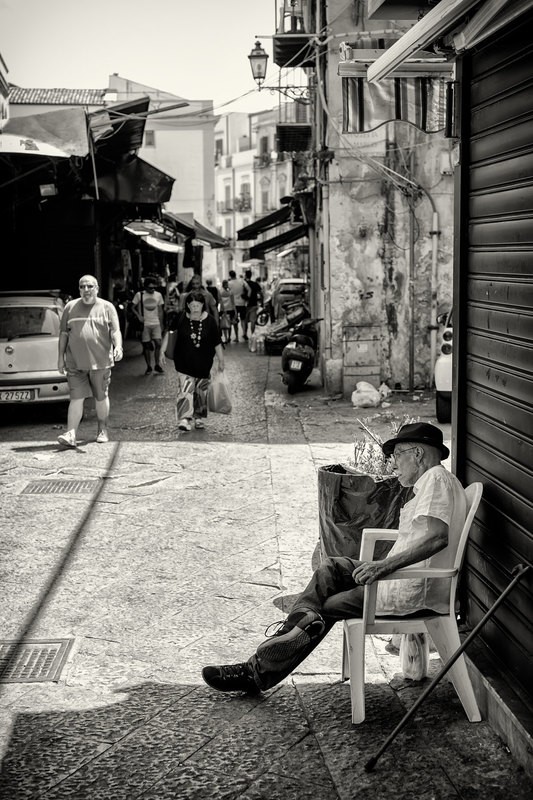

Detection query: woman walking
(170, 291), (225, 431)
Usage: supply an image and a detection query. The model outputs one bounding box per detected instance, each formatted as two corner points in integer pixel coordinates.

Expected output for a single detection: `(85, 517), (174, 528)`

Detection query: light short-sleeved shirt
(133, 290), (164, 324)
(376, 465), (467, 615)
(61, 298), (119, 371)
(228, 278), (247, 308)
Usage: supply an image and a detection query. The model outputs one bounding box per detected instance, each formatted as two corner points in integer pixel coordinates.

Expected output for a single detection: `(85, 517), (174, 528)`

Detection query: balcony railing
(254, 153), (272, 168)
(217, 200), (233, 213)
(234, 195), (252, 212)
(273, 1), (315, 68)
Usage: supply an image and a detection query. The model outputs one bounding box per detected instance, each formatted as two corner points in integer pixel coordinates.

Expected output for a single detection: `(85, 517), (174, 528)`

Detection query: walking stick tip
(364, 755), (378, 772)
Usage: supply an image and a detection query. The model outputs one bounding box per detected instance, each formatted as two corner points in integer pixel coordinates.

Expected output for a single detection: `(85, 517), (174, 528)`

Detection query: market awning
(3, 107), (90, 156)
(162, 211), (226, 247)
(193, 219), (227, 248)
(161, 211), (195, 238)
(90, 97), (149, 157)
(144, 236), (183, 253)
(249, 224), (308, 259)
(237, 206), (291, 240)
(367, 0), (482, 82)
(94, 155), (174, 204)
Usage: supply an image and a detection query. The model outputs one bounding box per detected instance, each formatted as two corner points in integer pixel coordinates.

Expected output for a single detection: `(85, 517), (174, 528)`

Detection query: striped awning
(341, 74), (448, 133)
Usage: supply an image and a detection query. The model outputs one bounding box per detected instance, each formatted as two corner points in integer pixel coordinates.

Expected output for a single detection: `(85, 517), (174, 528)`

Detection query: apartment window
(144, 130), (155, 147)
(261, 190), (269, 212)
(259, 135), (269, 154)
(224, 219), (232, 238)
(215, 138), (224, 164)
(224, 185), (231, 205)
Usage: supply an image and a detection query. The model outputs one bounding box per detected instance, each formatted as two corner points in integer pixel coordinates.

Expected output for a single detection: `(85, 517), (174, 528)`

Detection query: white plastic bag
(208, 370), (232, 414)
(351, 381), (381, 408)
(399, 632), (429, 681)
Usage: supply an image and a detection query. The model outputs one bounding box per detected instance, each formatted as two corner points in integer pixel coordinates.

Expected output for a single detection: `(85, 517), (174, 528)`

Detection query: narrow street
(1, 346), (531, 798)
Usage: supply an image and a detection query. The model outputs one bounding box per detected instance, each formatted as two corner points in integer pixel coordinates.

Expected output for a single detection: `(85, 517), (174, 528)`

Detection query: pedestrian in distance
(132, 277), (165, 375)
(179, 273), (219, 326)
(170, 290), (225, 432)
(202, 423), (466, 694)
(205, 278), (220, 309)
(219, 279), (236, 344)
(242, 268), (263, 340)
(227, 269), (248, 341)
(57, 274), (123, 448)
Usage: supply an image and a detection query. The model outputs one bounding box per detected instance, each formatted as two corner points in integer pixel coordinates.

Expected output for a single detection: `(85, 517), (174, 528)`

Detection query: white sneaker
(194, 419), (205, 429)
(57, 431), (77, 448)
(96, 430), (109, 443)
(178, 418), (191, 431)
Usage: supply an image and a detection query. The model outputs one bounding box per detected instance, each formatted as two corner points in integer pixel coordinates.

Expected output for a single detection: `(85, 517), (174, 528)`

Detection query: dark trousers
(248, 557), (364, 690)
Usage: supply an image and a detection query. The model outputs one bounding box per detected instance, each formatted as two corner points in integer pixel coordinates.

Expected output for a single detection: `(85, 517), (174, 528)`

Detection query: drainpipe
(407, 163), (440, 391)
(417, 185), (440, 387)
(429, 208), (440, 385)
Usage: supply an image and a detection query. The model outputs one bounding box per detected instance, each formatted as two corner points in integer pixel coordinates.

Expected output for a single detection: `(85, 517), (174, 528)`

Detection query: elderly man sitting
(202, 422), (466, 694)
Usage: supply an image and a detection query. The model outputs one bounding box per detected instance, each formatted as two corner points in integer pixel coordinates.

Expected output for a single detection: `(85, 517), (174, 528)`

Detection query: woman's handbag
(208, 370), (232, 414)
(164, 329), (178, 359)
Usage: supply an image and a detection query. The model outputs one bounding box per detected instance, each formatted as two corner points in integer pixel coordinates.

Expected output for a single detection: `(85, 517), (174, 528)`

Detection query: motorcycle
(263, 300), (311, 355)
(281, 316), (322, 394)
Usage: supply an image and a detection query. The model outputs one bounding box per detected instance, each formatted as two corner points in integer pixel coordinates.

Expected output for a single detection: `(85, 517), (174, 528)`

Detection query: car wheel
(436, 391), (451, 423)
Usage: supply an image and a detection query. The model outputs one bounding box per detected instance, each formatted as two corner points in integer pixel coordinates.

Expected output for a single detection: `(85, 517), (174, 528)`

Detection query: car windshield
(0, 306), (60, 339)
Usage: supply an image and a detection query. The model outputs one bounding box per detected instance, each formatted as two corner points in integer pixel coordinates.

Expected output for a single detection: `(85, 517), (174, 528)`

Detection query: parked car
(434, 309), (453, 423)
(0, 290), (70, 404)
(271, 277), (309, 319)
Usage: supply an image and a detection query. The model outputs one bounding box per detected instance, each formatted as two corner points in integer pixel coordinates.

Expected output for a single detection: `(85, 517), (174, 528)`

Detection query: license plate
(0, 389), (36, 402)
(289, 360), (303, 371)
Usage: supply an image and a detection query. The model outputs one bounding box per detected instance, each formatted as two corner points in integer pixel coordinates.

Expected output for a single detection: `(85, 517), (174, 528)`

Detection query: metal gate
(455, 11), (533, 708)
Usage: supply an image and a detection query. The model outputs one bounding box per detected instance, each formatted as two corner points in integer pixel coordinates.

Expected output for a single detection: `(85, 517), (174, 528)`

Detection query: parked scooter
(263, 300), (311, 355)
(281, 316), (322, 394)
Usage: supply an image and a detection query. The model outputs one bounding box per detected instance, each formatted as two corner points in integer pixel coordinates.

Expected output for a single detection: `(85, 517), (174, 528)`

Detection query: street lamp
(248, 41), (269, 88)
(247, 40), (310, 101)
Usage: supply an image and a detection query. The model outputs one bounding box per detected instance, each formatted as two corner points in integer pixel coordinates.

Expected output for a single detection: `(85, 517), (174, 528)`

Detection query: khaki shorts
(142, 322), (162, 343)
(66, 368), (112, 401)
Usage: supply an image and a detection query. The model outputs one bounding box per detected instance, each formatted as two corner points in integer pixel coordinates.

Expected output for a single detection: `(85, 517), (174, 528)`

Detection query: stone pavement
(0, 346), (531, 798)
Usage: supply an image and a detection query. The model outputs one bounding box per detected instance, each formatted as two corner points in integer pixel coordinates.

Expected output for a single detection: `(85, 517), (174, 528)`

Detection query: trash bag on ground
(318, 464), (413, 560)
(351, 381), (381, 408)
(399, 632), (430, 680)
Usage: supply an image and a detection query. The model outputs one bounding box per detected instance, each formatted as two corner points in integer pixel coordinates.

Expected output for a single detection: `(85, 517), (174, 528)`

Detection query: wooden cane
(364, 563), (530, 772)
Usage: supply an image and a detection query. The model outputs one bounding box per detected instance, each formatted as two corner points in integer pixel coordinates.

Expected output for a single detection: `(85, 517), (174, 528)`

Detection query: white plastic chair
(342, 482), (483, 724)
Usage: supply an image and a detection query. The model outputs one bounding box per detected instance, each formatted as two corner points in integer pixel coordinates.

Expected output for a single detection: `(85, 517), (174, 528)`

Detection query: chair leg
(426, 618), (481, 722)
(344, 621), (366, 724)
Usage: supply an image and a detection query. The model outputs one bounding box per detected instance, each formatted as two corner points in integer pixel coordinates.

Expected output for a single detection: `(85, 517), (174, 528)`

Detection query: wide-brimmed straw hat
(381, 422), (450, 460)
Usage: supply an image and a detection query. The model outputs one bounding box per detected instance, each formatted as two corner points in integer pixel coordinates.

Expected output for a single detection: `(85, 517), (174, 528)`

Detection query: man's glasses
(390, 446), (418, 466)
(79, 284), (95, 289)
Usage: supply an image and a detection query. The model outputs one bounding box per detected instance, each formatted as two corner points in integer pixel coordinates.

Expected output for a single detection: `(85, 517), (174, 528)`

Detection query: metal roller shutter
(455, 10), (533, 707)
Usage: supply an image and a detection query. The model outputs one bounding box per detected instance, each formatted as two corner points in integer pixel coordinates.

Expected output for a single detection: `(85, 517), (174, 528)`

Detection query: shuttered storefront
(455, 10), (533, 708)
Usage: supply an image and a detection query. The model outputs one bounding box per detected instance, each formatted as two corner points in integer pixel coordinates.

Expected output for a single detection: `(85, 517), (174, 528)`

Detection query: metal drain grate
(21, 479), (101, 494)
(0, 639), (74, 683)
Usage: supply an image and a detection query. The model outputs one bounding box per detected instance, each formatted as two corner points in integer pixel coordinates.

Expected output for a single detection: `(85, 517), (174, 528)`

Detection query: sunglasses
(79, 284), (96, 289)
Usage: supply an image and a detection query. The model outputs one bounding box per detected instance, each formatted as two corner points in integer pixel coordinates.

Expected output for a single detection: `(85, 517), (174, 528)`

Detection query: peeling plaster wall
(322, 0), (455, 397)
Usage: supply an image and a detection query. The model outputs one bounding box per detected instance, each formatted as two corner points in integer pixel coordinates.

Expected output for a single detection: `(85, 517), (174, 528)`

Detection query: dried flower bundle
(351, 415), (420, 479)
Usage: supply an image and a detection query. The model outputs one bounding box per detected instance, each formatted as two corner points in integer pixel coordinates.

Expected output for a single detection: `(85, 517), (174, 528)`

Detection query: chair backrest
(453, 482), (483, 572)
